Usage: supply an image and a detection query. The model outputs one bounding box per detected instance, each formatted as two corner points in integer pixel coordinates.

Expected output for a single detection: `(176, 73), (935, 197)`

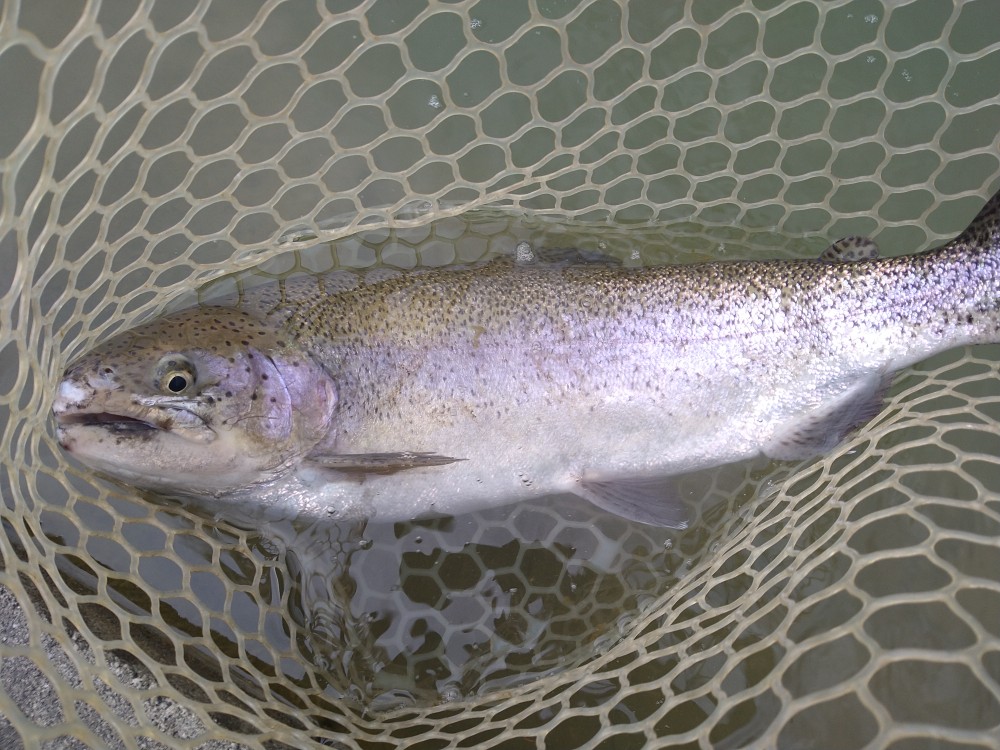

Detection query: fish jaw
(55, 405), (213, 445)
(54, 378), (215, 441)
(52, 374), (264, 493)
(50, 307), (339, 496)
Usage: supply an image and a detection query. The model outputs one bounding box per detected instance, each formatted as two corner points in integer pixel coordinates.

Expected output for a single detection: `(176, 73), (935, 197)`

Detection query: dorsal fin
(513, 243), (623, 267)
(820, 236), (879, 263)
(514, 241), (536, 264)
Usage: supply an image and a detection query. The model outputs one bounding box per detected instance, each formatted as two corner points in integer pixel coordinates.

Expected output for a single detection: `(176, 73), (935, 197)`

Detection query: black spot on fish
(225, 391), (232, 398)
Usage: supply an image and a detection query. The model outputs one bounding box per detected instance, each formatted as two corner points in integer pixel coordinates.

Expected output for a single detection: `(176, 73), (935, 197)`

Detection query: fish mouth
(55, 411), (160, 435)
(53, 392), (215, 445)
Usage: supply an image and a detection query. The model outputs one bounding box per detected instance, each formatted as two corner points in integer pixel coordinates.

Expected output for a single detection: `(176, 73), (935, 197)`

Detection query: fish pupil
(167, 374), (188, 393)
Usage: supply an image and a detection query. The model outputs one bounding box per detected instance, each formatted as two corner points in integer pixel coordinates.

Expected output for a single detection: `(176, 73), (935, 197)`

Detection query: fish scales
(256, 244), (995, 437)
(52, 190), (1000, 526)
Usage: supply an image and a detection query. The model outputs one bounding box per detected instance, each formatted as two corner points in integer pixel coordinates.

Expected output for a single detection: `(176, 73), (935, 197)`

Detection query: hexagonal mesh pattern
(3, 0), (1000, 747)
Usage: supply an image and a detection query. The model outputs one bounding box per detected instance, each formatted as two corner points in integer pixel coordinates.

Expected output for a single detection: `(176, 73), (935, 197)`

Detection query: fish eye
(156, 356), (196, 395)
(165, 372), (190, 393)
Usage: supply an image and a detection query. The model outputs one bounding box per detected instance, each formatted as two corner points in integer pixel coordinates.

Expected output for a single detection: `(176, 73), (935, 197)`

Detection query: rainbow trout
(53, 191), (1000, 527)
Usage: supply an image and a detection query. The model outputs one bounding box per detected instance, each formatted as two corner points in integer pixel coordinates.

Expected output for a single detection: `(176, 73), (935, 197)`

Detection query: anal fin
(765, 374), (889, 461)
(575, 475), (689, 529)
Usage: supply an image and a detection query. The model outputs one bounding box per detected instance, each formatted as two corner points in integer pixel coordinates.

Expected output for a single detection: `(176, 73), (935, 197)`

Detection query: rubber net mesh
(3, 0), (1000, 747)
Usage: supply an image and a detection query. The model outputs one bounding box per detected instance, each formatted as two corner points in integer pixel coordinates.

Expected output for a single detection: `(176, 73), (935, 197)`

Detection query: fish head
(52, 306), (337, 496)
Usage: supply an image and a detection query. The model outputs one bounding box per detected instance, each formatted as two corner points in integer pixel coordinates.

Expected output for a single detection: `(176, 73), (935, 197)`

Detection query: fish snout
(53, 378), (95, 415)
(52, 378), (95, 450)
(53, 362), (124, 416)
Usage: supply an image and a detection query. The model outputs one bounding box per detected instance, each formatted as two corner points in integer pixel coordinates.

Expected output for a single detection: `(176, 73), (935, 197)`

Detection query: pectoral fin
(304, 451), (464, 476)
(575, 475), (689, 529)
(765, 374), (889, 461)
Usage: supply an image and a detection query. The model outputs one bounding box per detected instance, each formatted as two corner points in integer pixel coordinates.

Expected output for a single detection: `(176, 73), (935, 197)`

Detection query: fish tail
(944, 186), (1000, 348)
(952, 186), (1000, 250)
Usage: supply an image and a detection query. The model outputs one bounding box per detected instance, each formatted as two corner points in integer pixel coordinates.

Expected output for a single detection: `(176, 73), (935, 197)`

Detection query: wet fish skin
(53, 307), (337, 494)
(52, 190), (1000, 526)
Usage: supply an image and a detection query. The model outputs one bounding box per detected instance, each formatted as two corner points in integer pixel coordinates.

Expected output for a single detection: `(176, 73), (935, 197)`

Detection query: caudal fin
(953, 187), (1000, 248)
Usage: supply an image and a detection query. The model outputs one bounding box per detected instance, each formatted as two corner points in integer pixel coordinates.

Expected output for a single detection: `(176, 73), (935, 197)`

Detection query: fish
(52, 190), (1000, 528)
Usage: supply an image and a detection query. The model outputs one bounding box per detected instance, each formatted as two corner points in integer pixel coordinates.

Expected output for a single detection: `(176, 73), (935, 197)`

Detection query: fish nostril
(86, 368), (121, 390)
